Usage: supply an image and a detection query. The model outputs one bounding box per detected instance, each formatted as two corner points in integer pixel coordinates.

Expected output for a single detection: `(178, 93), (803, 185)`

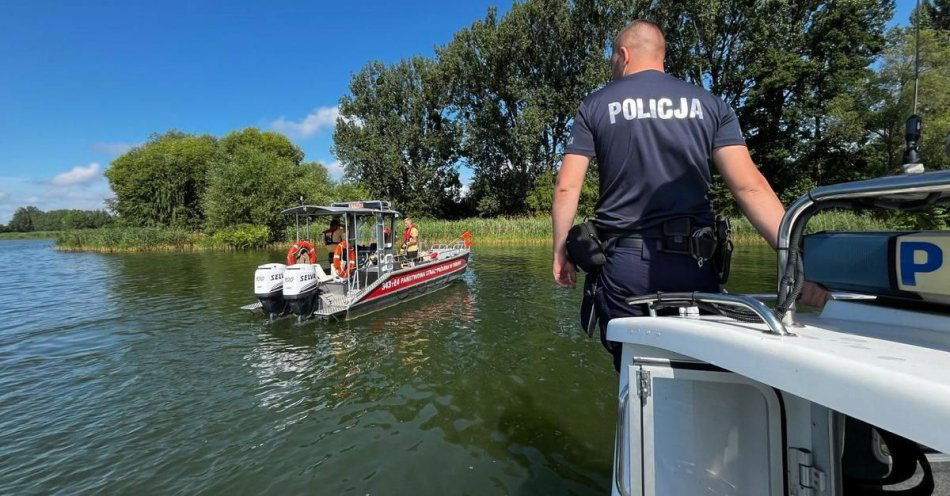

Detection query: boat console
(607, 170), (950, 496)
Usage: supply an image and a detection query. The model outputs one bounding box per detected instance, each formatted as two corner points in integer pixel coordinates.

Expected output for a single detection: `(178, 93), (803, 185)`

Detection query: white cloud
(270, 106), (339, 138)
(51, 162), (101, 186)
(325, 160), (345, 180)
(341, 115), (364, 128)
(0, 175), (112, 223)
(91, 142), (135, 155)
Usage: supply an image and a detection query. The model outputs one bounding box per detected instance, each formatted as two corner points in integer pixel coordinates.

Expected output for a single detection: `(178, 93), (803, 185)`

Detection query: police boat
(244, 200), (472, 322)
(605, 169), (950, 495)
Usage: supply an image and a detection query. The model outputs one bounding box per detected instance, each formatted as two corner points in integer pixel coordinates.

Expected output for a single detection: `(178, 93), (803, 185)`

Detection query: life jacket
(403, 225), (418, 251)
(323, 226), (341, 245)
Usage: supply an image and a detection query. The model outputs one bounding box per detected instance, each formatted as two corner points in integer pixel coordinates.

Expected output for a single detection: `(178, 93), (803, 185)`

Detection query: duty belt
(600, 226), (665, 240)
(602, 220), (717, 267)
(595, 216), (733, 283)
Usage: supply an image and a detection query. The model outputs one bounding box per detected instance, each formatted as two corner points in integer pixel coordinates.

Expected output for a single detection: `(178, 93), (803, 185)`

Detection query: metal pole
(776, 194), (815, 325)
(913, 0), (921, 115)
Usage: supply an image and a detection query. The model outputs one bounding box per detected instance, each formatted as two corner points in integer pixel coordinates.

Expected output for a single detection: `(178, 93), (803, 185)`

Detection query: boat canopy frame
(282, 200), (401, 298)
(776, 170), (950, 324)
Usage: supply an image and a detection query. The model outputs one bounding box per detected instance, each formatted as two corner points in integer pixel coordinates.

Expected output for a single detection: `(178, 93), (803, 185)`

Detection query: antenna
(902, 0), (924, 173)
(913, 0), (921, 114)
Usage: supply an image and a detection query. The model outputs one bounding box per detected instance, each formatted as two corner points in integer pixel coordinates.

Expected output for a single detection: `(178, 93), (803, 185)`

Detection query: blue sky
(0, 0), (917, 223)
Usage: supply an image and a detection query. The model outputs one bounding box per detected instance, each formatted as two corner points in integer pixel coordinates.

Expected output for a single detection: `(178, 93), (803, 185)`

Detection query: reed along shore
(49, 211), (889, 253)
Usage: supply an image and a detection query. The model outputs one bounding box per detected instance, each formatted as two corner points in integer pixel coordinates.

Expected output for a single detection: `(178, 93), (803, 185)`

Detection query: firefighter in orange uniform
(401, 217), (419, 261)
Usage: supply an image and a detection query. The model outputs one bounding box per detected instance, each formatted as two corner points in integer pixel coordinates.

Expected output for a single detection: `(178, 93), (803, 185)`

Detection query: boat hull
(346, 253), (470, 320)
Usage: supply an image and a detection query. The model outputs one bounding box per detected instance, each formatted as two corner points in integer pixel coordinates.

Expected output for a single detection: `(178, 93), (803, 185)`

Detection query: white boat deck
(606, 300), (950, 454)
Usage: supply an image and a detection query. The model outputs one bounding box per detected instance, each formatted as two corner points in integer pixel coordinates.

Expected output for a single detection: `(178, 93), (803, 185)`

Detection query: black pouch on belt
(660, 217), (691, 254)
(565, 221), (605, 273)
(712, 216), (733, 284)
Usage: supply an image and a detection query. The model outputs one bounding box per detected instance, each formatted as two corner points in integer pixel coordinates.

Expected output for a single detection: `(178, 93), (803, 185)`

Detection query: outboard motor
(282, 264), (319, 321)
(254, 263), (287, 320)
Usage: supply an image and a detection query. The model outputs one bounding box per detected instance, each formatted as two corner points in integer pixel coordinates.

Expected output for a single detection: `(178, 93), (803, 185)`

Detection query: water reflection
(0, 240), (775, 495)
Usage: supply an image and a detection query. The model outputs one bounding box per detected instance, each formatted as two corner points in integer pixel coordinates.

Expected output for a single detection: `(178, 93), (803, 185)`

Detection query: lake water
(0, 239), (775, 495)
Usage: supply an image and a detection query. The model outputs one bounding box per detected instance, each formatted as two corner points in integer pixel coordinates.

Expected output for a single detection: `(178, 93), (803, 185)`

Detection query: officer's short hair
(614, 19), (666, 55)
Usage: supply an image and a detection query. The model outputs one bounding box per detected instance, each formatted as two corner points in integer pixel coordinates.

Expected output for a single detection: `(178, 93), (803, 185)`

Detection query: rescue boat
(244, 200), (471, 322)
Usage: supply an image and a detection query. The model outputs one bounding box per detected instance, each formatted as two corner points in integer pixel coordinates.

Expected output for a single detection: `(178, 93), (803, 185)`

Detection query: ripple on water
(0, 242), (776, 494)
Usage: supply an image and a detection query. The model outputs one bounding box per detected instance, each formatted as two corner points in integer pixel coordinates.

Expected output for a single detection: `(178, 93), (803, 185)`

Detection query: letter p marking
(607, 102), (621, 124)
(900, 241), (943, 286)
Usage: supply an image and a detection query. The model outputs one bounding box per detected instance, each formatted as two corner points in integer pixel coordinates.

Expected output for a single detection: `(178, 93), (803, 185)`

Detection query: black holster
(712, 216), (733, 284)
(580, 273), (599, 338)
(565, 221), (606, 273)
(658, 216), (733, 284)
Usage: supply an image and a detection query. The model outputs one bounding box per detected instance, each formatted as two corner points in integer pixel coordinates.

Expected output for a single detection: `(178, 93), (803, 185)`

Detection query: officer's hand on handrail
(800, 281), (831, 308)
(553, 249), (577, 289)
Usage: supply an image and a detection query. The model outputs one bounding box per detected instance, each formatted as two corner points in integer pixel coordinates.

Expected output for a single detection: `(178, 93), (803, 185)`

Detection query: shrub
(207, 224), (270, 249)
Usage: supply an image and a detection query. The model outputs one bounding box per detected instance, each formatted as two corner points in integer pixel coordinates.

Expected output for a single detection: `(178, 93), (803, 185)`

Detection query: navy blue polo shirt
(564, 70), (746, 233)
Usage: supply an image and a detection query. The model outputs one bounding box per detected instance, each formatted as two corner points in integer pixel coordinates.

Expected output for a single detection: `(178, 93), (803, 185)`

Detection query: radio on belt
(804, 231), (950, 306)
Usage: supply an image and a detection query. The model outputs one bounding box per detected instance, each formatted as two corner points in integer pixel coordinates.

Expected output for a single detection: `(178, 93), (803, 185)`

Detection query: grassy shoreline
(48, 211), (889, 253)
(0, 230), (62, 240)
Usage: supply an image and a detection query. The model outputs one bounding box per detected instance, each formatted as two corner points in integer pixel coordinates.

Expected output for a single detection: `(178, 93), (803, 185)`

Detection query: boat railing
(626, 292), (791, 336)
(776, 170), (950, 324)
(428, 237), (468, 258)
(616, 172), (950, 337)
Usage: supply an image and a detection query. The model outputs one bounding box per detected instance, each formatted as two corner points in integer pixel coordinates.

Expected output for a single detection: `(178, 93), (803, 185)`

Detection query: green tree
(438, 0), (621, 216)
(526, 168), (600, 217)
(57, 209), (112, 229)
(217, 127), (305, 164)
(627, 0), (893, 207)
(824, 4), (948, 180)
(334, 57), (462, 217)
(5, 207), (112, 231)
(203, 128), (334, 236)
(8, 206), (42, 232)
(105, 131), (218, 228)
(927, 0), (950, 30)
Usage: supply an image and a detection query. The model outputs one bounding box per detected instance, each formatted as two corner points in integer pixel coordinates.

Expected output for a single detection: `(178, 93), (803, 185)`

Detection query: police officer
(551, 20), (827, 370)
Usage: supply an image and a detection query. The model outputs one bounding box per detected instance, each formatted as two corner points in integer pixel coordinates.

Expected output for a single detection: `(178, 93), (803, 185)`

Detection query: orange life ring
(333, 240), (356, 277)
(286, 240), (316, 265)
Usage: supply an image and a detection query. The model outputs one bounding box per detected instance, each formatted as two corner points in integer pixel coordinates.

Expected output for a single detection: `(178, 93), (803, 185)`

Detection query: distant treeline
(334, 0), (949, 219)
(1, 206), (112, 233)
(100, 128), (367, 240)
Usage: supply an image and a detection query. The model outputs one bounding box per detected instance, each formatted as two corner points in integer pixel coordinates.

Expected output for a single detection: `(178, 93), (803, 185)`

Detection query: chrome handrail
(776, 170), (950, 324)
(626, 292), (791, 336)
(614, 385), (631, 496)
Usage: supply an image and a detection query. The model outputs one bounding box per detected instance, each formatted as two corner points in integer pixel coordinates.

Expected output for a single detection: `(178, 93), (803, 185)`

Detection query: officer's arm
(552, 153), (591, 258)
(712, 145), (784, 249)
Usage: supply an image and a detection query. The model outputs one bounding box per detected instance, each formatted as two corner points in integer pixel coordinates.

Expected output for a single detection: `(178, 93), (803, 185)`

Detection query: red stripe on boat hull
(361, 256), (468, 302)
